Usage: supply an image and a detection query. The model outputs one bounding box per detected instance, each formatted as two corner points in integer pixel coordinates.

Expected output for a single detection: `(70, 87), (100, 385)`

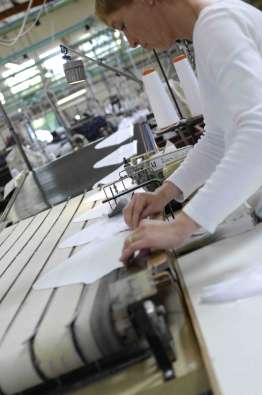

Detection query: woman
(95, 0), (262, 262)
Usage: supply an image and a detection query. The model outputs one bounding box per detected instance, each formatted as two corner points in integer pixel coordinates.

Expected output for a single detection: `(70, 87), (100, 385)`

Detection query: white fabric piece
(92, 164), (125, 189)
(3, 171), (24, 200)
(117, 110), (149, 129)
(4, 179), (16, 200)
(168, 0), (262, 233)
(164, 141), (177, 154)
(118, 117), (133, 129)
(34, 232), (129, 289)
(130, 109), (150, 123)
(59, 215), (129, 248)
(84, 190), (105, 204)
(93, 169), (134, 191)
(201, 264), (262, 304)
(95, 125), (134, 149)
(93, 141), (137, 169)
(73, 203), (111, 223)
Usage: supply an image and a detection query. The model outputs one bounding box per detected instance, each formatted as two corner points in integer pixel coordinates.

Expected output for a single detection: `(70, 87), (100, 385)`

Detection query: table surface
(177, 222), (262, 395)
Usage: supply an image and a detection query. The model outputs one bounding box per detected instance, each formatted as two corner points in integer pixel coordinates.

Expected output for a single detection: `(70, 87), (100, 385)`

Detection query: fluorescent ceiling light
(114, 31), (121, 38)
(10, 75), (41, 94)
(57, 89), (87, 106)
(39, 47), (59, 60)
(2, 59), (35, 79)
(5, 62), (18, 69)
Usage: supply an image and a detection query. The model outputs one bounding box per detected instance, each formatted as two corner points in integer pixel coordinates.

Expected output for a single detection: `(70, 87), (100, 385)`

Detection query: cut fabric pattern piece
(34, 232), (129, 289)
(93, 141), (137, 169)
(84, 190), (105, 204)
(59, 215), (129, 248)
(95, 125), (134, 149)
(92, 164), (125, 189)
(73, 203), (111, 223)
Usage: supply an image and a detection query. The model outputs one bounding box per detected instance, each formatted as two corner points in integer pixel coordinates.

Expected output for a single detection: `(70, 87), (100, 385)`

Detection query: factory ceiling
(0, 0), (52, 23)
(0, 0), (74, 34)
(0, 0), (260, 117)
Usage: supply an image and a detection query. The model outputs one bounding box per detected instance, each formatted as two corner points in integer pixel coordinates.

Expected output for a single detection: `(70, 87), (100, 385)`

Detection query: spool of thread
(173, 54), (203, 117)
(142, 68), (180, 129)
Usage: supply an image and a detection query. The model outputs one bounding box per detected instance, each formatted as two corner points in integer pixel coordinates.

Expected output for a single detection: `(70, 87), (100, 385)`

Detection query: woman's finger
(121, 237), (151, 263)
(123, 195), (136, 227)
(132, 198), (148, 229)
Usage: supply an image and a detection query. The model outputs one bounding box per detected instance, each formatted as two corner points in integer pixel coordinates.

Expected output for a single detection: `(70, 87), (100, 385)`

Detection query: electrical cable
(153, 49), (183, 119)
(0, 0), (48, 47)
(0, 0), (34, 45)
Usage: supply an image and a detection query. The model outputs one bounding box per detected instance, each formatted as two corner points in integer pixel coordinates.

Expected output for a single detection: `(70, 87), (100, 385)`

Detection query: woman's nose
(125, 32), (139, 48)
(130, 41), (139, 48)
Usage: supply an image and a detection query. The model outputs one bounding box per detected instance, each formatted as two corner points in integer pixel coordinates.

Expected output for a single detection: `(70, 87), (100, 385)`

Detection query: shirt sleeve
(167, 127), (225, 201)
(184, 8), (262, 233)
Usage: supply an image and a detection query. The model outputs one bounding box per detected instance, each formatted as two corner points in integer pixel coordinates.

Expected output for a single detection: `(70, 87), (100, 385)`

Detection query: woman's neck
(162, 0), (214, 40)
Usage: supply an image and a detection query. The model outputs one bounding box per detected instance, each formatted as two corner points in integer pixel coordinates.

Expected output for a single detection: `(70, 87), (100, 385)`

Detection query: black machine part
(108, 197), (129, 218)
(110, 270), (176, 381)
(129, 299), (176, 381)
(155, 115), (204, 148)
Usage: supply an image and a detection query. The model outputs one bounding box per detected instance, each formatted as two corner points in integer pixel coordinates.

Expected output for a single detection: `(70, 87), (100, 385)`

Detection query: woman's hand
(123, 191), (165, 229)
(120, 212), (200, 263)
(123, 181), (183, 229)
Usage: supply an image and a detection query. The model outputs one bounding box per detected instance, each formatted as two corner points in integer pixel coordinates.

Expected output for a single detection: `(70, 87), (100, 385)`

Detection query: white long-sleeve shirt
(168, 0), (262, 233)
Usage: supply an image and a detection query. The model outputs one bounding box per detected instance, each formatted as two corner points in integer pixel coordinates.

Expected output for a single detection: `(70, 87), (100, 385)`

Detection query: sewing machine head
(110, 250), (177, 381)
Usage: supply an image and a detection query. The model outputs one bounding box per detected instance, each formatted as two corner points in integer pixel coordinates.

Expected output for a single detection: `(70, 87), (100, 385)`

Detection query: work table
(177, 222), (262, 395)
(0, 190), (259, 395)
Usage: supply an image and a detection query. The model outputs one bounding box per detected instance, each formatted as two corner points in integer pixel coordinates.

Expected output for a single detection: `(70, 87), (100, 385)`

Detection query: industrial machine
(123, 144), (192, 189)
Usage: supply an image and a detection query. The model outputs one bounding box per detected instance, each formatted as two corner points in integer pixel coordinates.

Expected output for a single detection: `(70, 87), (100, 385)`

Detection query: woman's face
(106, 0), (176, 51)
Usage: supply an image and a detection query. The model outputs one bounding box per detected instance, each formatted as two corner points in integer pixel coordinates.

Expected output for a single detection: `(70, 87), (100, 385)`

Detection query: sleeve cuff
(167, 172), (195, 203)
(183, 203), (217, 234)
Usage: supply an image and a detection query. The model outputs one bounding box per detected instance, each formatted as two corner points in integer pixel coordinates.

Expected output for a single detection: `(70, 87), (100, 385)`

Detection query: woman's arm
(167, 128), (225, 201)
(183, 7), (262, 233)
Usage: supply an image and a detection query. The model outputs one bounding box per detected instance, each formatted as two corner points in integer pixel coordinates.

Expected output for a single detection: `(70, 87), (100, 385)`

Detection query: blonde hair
(95, 0), (133, 22)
